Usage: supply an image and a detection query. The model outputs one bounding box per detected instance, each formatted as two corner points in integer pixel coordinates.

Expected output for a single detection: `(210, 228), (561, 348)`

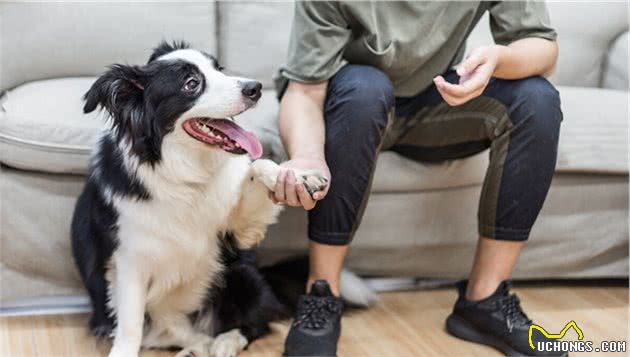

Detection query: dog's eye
(183, 78), (200, 92)
(217, 65), (225, 72)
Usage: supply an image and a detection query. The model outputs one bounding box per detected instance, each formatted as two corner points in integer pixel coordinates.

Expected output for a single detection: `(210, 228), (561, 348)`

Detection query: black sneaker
(446, 280), (568, 357)
(283, 280), (344, 357)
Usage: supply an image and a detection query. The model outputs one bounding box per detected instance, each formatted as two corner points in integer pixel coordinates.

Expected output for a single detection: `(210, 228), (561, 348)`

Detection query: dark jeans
(307, 64), (562, 245)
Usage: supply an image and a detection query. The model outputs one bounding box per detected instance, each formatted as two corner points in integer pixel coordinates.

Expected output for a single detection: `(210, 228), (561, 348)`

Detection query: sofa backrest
(549, 1), (628, 88)
(219, 1), (629, 89)
(218, 2), (293, 89)
(0, 2), (217, 92)
(2, 2), (628, 92)
(602, 31), (629, 90)
(467, 1), (629, 88)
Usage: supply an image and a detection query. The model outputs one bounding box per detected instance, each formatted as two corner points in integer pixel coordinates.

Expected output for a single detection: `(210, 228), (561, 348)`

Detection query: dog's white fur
(103, 50), (325, 357)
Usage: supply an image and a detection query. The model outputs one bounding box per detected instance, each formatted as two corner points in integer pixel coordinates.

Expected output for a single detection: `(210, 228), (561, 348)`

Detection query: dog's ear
(83, 64), (146, 115)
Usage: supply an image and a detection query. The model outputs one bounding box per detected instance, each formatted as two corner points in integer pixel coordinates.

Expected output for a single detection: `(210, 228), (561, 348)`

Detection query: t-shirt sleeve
(488, 1), (557, 46)
(280, 1), (352, 83)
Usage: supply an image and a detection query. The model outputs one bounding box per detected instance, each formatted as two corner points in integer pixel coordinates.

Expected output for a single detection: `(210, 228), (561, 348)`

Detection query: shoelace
(293, 296), (341, 330)
(501, 294), (532, 333)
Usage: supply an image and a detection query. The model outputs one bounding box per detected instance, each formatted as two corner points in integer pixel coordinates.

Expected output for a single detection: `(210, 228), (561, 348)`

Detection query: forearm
(492, 38), (559, 79)
(279, 81), (327, 160)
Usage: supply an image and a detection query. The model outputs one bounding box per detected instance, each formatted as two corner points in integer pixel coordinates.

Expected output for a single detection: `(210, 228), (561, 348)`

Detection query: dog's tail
(339, 268), (379, 307)
(260, 257), (378, 311)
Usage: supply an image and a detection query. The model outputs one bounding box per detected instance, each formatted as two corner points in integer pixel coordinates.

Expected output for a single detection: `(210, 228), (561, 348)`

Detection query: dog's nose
(241, 81), (262, 101)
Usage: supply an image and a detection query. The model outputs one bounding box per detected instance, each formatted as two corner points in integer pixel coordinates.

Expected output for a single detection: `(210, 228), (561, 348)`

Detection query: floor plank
(1, 284), (627, 356)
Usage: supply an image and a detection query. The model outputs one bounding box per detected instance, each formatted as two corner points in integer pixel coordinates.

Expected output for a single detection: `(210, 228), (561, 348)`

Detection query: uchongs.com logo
(528, 321), (627, 353)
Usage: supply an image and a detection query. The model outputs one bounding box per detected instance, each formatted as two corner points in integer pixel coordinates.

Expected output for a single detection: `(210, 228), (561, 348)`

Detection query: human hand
(271, 157), (331, 210)
(434, 45), (501, 106)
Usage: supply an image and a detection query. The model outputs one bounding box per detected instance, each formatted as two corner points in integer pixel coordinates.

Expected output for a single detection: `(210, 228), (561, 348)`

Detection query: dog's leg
(108, 255), (147, 357)
(144, 279), (215, 357)
(210, 329), (248, 357)
(228, 159), (329, 249)
(250, 159), (329, 196)
(249, 159), (282, 191)
(227, 160), (283, 249)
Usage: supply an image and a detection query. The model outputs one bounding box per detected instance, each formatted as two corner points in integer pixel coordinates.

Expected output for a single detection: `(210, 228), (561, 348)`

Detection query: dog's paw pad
(299, 171), (329, 196)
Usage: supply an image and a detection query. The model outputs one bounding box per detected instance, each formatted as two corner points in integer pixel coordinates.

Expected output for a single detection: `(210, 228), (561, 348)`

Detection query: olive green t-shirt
(277, 1), (557, 97)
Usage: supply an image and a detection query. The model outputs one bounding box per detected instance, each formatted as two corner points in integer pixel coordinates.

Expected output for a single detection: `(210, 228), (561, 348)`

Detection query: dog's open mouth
(182, 118), (263, 159)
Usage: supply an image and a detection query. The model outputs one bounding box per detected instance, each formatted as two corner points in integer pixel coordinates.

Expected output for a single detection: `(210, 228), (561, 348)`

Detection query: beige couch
(1, 2), (628, 314)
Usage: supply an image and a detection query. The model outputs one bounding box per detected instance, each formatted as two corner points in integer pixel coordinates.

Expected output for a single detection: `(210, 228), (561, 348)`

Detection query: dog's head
(84, 41), (263, 165)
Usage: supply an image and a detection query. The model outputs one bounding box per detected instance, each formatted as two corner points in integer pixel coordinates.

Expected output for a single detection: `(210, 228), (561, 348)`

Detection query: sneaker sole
(446, 314), (568, 357)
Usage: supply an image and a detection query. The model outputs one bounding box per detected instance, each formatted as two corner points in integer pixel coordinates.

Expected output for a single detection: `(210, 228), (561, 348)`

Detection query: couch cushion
(0, 2), (217, 92)
(0, 78), (285, 174)
(556, 86), (628, 173)
(603, 31), (629, 90)
(462, 2), (629, 88)
(547, 1), (629, 88)
(1, 79), (626, 183)
(218, 2), (294, 88)
(0, 78), (106, 174)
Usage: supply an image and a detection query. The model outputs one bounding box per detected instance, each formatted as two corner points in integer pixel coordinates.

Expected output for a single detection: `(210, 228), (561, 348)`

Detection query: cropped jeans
(301, 64), (562, 245)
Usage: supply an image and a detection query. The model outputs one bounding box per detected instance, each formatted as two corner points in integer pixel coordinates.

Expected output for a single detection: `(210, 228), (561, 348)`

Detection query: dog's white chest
(113, 156), (250, 306)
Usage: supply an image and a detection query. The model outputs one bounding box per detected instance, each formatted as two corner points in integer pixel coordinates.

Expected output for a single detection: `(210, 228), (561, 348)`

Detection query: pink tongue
(205, 119), (263, 159)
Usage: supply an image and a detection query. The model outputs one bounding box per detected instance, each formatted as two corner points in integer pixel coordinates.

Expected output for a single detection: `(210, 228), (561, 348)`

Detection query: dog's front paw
(296, 170), (329, 196)
(210, 329), (247, 357)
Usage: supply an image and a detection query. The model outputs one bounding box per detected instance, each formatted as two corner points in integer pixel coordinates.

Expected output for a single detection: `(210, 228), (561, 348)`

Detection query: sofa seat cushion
(1, 79), (627, 186)
(0, 78), (106, 174)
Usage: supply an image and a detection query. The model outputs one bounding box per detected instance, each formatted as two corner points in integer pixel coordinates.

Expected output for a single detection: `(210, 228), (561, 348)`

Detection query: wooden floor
(1, 283), (627, 356)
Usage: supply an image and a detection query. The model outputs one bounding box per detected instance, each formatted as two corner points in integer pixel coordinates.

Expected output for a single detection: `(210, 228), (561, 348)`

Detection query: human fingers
(284, 170), (300, 207)
(434, 76), (484, 106)
(296, 184), (317, 210)
(274, 169), (287, 202)
(457, 54), (485, 77)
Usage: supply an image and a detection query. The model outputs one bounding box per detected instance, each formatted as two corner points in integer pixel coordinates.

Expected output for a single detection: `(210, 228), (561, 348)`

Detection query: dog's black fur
(207, 237), (289, 342)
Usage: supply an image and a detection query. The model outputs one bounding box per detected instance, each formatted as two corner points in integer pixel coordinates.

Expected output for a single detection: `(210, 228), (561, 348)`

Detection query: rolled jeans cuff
(308, 227), (352, 246)
(479, 224), (531, 241)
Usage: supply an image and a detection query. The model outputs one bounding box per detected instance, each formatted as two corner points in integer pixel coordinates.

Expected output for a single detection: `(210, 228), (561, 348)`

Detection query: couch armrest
(602, 31), (629, 90)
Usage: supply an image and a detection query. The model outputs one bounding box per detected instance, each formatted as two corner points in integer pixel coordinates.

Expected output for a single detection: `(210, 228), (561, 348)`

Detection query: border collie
(71, 41), (328, 357)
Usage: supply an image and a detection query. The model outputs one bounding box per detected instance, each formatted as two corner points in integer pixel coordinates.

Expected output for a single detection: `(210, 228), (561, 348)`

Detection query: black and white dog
(71, 41), (329, 357)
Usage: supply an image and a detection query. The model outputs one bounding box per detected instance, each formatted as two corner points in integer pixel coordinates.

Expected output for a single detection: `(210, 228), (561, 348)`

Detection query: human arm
(435, 0), (558, 106)
(434, 38), (558, 106)
(272, 1), (351, 209)
(273, 81), (330, 210)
